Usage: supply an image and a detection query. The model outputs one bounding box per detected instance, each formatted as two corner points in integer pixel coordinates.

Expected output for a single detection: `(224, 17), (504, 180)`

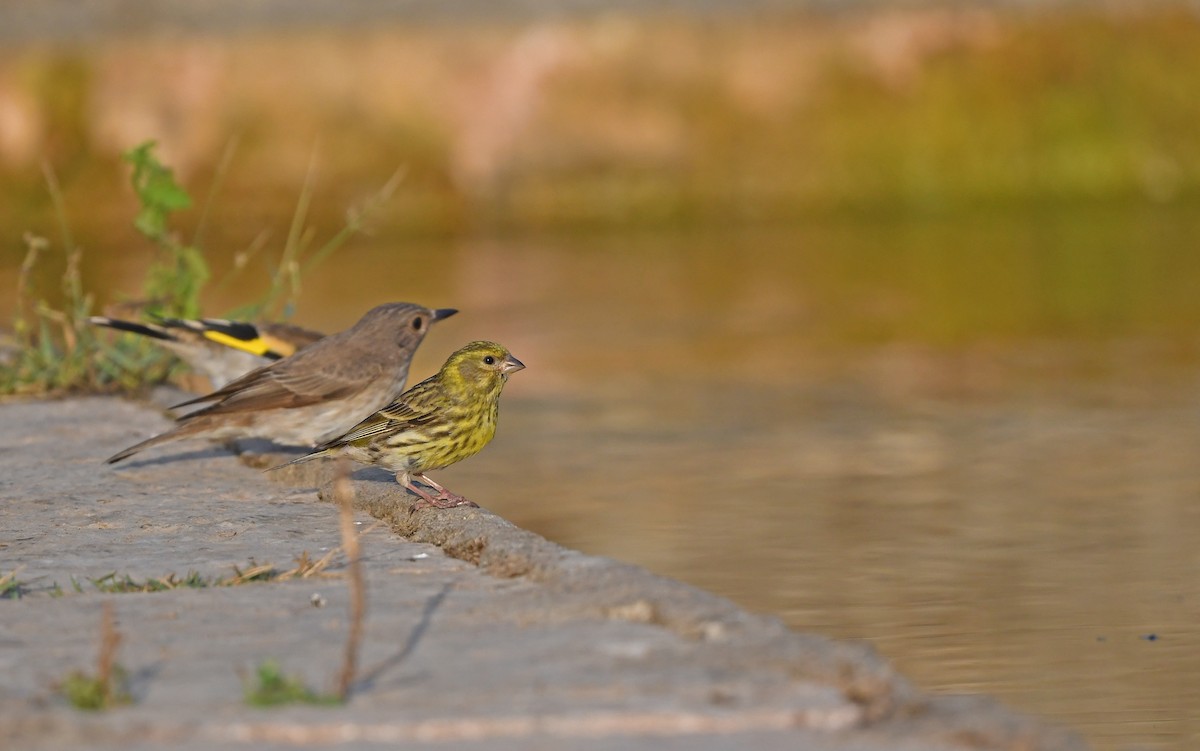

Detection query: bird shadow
(353, 466), (398, 484)
(105, 446), (233, 469)
(230, 438), (308, 458)
(106, 440), (309, 470)
(351, 581), (452, 693)
(126, 661), (164, 703)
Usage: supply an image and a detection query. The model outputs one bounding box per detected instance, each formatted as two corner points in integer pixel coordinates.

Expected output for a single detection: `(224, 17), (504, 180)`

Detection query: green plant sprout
(242, 660), (341, 708)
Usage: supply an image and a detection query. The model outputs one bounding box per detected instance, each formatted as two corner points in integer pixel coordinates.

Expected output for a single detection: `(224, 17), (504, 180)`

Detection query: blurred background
(3, 2), (1199, 749)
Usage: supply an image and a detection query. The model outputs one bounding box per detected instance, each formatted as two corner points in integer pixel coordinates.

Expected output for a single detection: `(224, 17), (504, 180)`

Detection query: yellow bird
(280, 341), (524, 509)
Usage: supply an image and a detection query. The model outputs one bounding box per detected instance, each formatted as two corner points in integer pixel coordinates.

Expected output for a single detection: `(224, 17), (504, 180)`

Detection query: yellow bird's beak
(501, 354), (525, 374)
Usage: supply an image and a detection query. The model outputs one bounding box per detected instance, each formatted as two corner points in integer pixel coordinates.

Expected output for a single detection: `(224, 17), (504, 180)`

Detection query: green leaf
(122, 141), (193, 242)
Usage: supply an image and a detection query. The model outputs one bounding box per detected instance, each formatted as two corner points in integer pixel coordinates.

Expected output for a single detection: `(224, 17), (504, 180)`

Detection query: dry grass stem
(277, 548), (340, 581)
(224, 562), (278, 585)
(334, 456), (366, 701)
(96, 602), (121, 706)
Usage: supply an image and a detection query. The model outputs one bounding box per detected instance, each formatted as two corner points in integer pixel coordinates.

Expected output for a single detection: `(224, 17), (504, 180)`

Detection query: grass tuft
(84, 553), (339, 594)
(89, 570), (209, 593)
(0, 569), (28, 600)
(242, 660), (340, 708)
(59, 603), (132, 710)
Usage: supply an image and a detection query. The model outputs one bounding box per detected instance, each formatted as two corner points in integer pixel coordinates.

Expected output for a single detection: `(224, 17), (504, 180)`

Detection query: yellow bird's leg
(396, 471), (442, 507)
(412, 472), (478, 509)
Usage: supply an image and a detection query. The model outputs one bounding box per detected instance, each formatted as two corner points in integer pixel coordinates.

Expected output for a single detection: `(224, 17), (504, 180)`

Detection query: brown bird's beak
(501, 354), (525, 374)
(432, 308), (458, 321)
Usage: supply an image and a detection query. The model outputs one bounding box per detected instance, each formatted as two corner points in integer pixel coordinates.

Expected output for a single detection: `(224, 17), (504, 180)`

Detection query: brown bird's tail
(106, 420), (213, 464)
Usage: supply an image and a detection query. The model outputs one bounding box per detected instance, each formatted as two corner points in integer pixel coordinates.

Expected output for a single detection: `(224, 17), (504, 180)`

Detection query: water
(433, 215), (1200, 751)
(11, 211), (1200, 750)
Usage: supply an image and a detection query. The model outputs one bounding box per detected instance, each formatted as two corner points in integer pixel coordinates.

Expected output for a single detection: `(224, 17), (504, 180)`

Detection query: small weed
(3, 141), (397, 396)
(89, 570), (209, 593)
(60, 666), (131, 711)
(0, 569), (27, 600)
(242, 660), (340, 708)
(84, 554), (340, 595)
(123, 141), (208, 321)
(222, 562), (278, 586)
(276, 548), (340, 581)
(237, 160), (403, 322)
(0, 148), (191, 396)
(59, 603), (131, 710)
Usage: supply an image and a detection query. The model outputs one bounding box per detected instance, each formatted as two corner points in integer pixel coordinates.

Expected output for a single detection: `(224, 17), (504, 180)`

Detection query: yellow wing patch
(258, 334), (300, 358)
(201, 330), (273, 357)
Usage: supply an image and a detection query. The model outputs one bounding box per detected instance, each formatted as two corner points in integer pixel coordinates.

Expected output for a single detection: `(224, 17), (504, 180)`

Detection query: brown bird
(106, 303), (457, 464)
(89, 315), (325, 389)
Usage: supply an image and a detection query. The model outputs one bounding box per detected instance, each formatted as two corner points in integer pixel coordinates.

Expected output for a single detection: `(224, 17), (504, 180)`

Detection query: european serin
(90, 315), (325, 389)
(281, 340), (524, 509)
(106, 303), (458, 464)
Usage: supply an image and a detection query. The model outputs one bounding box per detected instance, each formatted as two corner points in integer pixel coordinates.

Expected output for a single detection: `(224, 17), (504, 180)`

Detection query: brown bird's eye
(484, 355), (496, 365)
(412, 317), (424, 331)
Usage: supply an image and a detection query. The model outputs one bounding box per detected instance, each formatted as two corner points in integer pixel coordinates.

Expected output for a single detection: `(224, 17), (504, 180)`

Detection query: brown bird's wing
(172, 352), (386, 417)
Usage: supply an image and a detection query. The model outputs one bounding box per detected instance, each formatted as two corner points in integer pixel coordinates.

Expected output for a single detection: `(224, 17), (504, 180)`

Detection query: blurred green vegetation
(492, 7), (1200, 223)
(124, 141), (208, 318)
(802, 10), (1200, 213)
(2, 6), (1198, 237)
(0, 141), (388, 396)
(2, 5), (1199, 384)
(59, 666), (131, 711)
(0, 144), (202, 396)
(243, 660), (340, 708)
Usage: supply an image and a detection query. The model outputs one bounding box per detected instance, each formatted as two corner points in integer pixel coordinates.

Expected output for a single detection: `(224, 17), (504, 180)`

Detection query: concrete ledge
(319, 477), (916, 720)
(294, 462), (1087, 751)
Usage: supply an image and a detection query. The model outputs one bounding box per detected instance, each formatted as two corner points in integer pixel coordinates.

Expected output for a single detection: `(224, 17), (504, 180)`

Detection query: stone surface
(0, 397), (1088, 750)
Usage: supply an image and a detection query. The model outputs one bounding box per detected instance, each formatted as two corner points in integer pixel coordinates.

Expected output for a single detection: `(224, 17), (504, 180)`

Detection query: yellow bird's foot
(412, 492), (479, 510)
(400, 472), (479, 509)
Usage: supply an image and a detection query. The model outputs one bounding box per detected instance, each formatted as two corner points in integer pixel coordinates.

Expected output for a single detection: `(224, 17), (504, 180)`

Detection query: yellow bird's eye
(484, 355), (496, 365)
